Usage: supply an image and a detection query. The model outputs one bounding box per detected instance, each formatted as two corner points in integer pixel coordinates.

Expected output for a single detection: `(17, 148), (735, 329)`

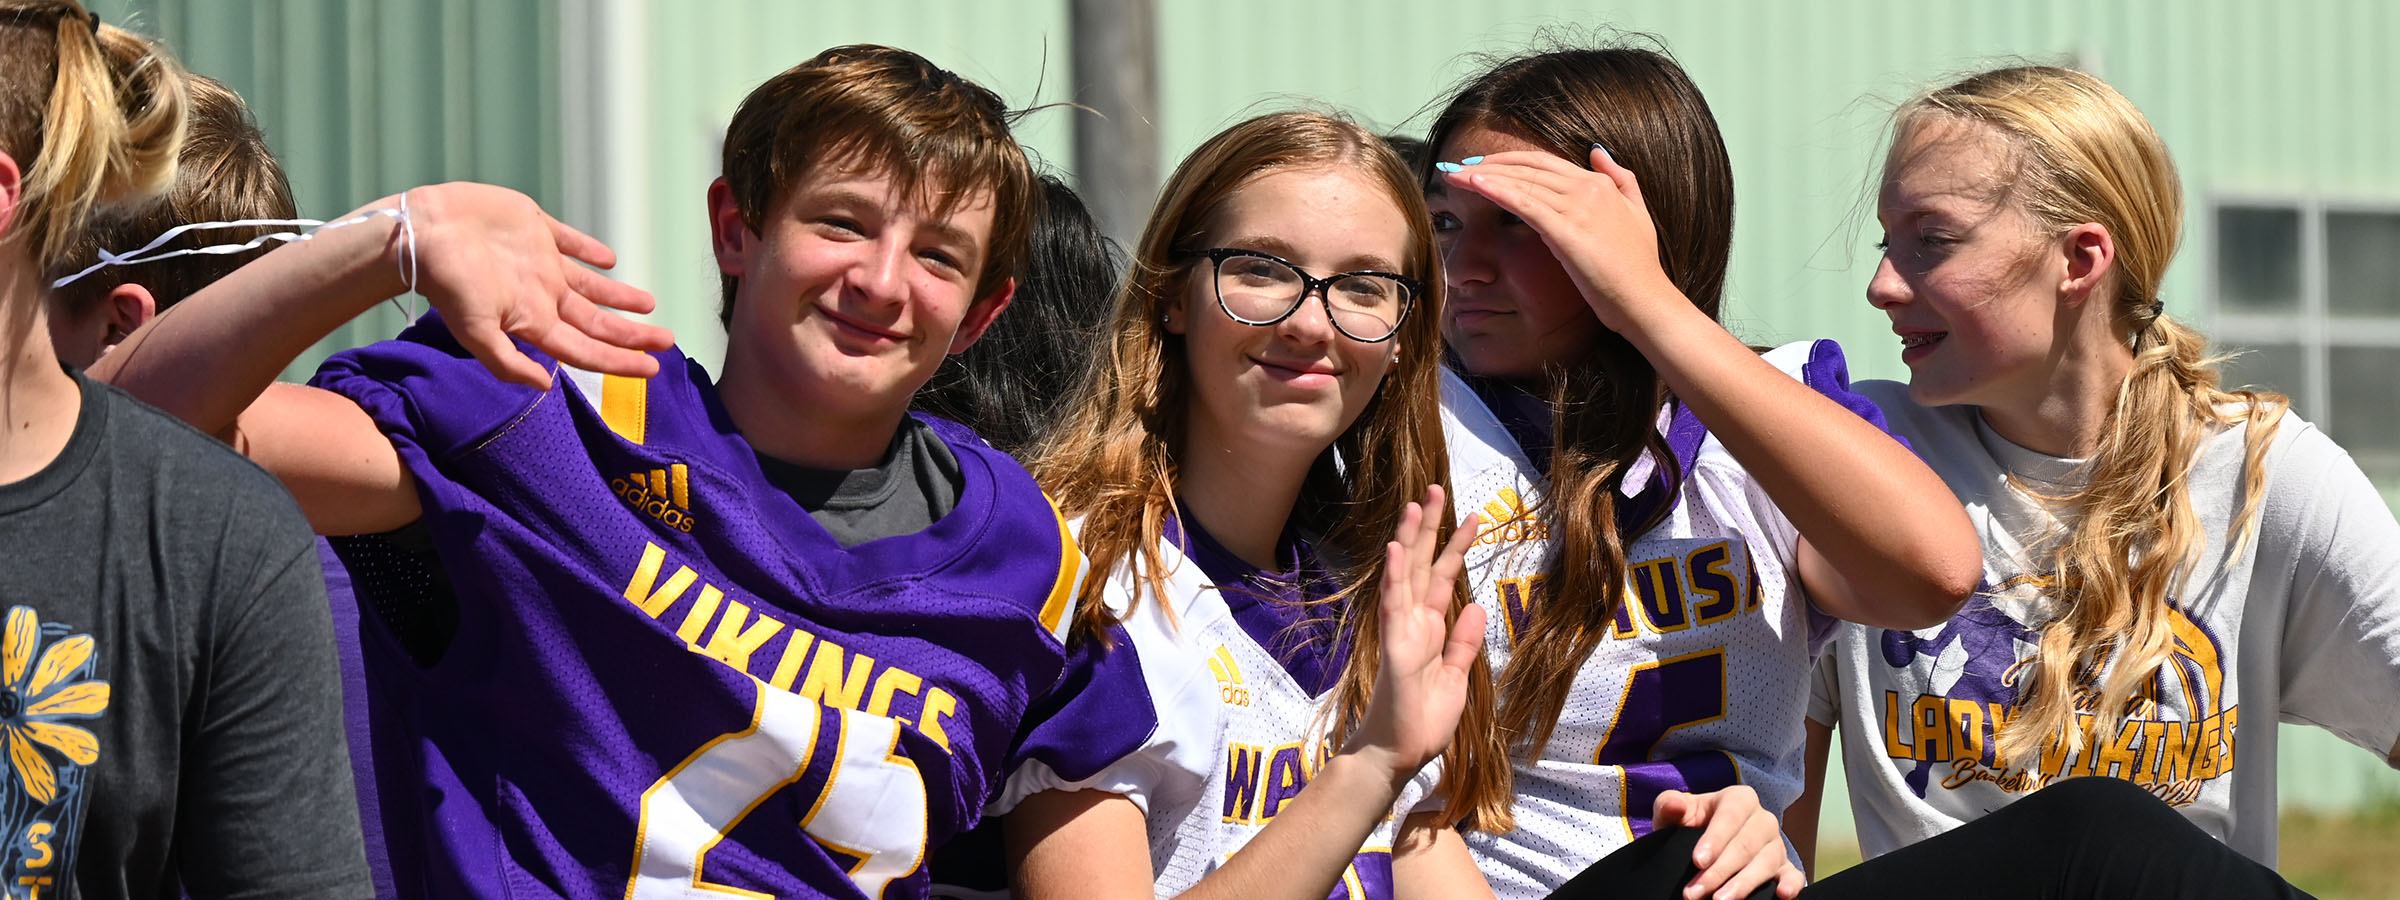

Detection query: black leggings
(1547, 777), (2312, 900)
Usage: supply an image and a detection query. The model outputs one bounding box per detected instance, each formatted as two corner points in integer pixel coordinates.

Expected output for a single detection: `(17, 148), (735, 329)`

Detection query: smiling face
(1169, 165), (1412, 459)
(1427, 124), (1603, 382)
(1870, 119), (2069, 410)
(711, 164), (1008, 429)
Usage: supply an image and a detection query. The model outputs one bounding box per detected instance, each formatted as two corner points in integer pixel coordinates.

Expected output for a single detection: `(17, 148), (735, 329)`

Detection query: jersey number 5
(1591, 648), (1739, 839)
(627, 684), (928, 899)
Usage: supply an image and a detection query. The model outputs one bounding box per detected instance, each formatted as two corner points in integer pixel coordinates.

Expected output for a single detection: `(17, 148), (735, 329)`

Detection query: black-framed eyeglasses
(1184, 247), (1419, 343)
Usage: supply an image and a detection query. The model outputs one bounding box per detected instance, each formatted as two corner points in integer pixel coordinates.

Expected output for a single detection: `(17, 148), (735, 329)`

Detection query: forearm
(1174, 751), (1408, 900)
(93, 195), (408, 432)
(1615, 293), (1977, 623)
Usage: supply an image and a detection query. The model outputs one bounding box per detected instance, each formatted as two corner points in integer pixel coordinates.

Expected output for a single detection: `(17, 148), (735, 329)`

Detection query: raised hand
(1437, 147), (1680, 333)
(1348, 485), (1486, 782)
(1655, 785), (1806, 900)
(404, 183), (675, 389)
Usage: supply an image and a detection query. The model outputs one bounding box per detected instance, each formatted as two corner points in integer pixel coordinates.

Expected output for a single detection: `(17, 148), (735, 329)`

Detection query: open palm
(1353, 485), (1485, 776)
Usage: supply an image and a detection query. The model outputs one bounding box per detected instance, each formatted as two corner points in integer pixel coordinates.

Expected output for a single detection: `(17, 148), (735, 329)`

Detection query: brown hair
(716, 44), (1033, 328)
(45, 74), (293, 317)
(1423, 42), (1737, 758)
(0, 0), (186, 276)
(1033, 111), (1511, 830)
(1891, 66), (2287, 765)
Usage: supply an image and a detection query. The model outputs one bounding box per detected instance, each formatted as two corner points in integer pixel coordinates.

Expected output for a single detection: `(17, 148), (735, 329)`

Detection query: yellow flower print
(0, 608), (107, 805)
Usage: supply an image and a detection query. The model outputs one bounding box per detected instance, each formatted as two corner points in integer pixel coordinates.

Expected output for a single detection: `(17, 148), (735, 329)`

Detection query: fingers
(531, 310), (664, 379)
(548, 215), (619, 270)
(1653, 789), (1698, 827)
(1685, 815), (1768, 900)
(452, 314), (555, 391)
(1441, 603), (1485, 672)
(1432, 510), (1481, 589)
(1776, 863), (1805, 899)
(1442, 167), (1573, 238)
(1704, 840), (1791, 900)
(1587, 143), (1649, 215)
(556, 289), (675, 353)
(566, 264), (659, 315)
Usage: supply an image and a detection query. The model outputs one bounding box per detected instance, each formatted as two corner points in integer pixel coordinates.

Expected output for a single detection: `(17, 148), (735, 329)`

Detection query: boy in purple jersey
(97, 45), (1157, 900)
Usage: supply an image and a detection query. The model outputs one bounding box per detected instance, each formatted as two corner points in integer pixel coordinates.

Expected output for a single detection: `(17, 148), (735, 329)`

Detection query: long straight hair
(1422, 43), (1736, 757)
(1892, 67), (2287, 765)
(1033, 111), (1511, 829)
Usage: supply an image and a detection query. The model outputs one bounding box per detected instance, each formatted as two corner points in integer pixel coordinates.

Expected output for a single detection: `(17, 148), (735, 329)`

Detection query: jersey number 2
(626, 684), (928, 899)
(1591, 648), (1739, 839)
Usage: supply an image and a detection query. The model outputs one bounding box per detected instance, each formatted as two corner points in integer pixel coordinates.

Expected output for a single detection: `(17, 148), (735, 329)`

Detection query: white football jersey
(1443, 341), (1865, 899)
(1004, 518), (1436, 900)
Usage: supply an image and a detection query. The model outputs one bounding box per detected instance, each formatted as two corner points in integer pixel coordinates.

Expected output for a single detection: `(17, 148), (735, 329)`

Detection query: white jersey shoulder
(1006, 521), (1427, 899)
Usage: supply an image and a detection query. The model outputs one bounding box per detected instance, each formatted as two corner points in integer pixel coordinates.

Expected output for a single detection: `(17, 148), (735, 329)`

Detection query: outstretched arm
(1010, 488), (1487, 900)
(1438, 151), (1978, 630)
(94, 183), (671, 534)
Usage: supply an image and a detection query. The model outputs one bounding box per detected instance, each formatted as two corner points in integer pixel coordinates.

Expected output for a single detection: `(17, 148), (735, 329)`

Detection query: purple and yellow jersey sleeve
(311, 313), (1150, 900)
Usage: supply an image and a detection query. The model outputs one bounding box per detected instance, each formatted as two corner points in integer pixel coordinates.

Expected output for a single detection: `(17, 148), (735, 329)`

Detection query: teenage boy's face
(714, 166), (1007, 422)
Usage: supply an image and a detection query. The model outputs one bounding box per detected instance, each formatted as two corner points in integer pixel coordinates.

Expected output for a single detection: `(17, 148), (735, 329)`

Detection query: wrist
(1334, 740), (1424, 795)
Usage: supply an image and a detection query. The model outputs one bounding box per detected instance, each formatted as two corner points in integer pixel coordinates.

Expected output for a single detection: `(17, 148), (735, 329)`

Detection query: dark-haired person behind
(44, 73), (296, 368)
(911, 172), (1121, 455)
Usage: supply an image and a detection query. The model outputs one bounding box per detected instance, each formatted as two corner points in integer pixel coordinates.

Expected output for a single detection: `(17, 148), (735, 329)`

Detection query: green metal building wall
(81, 0), (2400, 831)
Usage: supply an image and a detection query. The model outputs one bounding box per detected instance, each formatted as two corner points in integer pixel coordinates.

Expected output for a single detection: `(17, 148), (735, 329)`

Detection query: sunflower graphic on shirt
(0, 606), (108, 896)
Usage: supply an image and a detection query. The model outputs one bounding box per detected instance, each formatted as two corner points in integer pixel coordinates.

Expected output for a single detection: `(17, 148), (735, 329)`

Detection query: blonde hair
(1893, 66), (2287, 765)
(47, 74), (292, 316)
(0, 0), (186, 276)
(1032, 111), (1512, 830)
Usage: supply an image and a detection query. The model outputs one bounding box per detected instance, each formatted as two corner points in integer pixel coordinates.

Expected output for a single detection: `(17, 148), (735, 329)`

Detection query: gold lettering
(673, 585), (724, 645)
(1882, 692), (1912, 759)
(920, 687), (958, 751)
(697, 601), (784, 672)
(867, 668), (925, 718)
(23, 823), (49, 869)
(1911, 695), (1948, 762)
(622, 543), (697, 617)
(2094, 720), (2144, 780)
(2215, 706), (2239, 776)
(799, 642), (876, 711)
(768, 632), (814, 691)
(1946, 698), (1985, 763)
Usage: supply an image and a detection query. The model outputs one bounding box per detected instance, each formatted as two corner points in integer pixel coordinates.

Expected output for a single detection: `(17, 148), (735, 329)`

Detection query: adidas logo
(1476, 488), (1550, 546)
(1208, 645), (1251, 707)
(612, 464), (696, 533)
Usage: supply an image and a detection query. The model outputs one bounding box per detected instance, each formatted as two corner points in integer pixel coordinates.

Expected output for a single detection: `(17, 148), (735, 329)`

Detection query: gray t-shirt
(755, 416), (964, 547)
(0, 371), (370, 899)
(1813, 380), (2400, 865)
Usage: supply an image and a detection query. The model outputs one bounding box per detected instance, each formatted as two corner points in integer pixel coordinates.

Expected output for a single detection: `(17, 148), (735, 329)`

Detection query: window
(2209, 201), (2400, 493)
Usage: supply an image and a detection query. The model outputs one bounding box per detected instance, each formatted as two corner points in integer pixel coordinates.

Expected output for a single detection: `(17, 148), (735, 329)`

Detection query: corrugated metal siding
(77, 0), (2398, 822)
(90, 0), (562, 378)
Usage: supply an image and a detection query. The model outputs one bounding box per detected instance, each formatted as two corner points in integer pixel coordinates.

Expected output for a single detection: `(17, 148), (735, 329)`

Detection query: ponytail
(1998, 312), (2284, 764)
(0, 0), (187, 273)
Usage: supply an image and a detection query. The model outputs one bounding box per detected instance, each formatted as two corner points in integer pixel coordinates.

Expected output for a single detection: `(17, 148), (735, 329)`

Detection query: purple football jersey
(312, 314), (1156, 899)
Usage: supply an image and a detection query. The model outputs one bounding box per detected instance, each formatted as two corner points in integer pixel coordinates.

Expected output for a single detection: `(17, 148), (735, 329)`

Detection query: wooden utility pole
(1070, 0), (1160, 249)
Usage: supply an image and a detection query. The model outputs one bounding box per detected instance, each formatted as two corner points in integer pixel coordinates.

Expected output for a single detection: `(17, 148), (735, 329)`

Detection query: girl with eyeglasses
(928, 109), (1505, 900)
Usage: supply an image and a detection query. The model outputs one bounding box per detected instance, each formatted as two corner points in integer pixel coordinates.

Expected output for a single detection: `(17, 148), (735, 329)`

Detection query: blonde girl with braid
(1804, 65), (2400, 869)
(0, 2), (372, 895)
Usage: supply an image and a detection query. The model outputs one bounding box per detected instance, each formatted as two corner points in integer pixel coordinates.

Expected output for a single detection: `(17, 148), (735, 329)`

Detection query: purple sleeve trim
(1004, 623), (1160, 782)
(1797, 339), (1907, 451)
